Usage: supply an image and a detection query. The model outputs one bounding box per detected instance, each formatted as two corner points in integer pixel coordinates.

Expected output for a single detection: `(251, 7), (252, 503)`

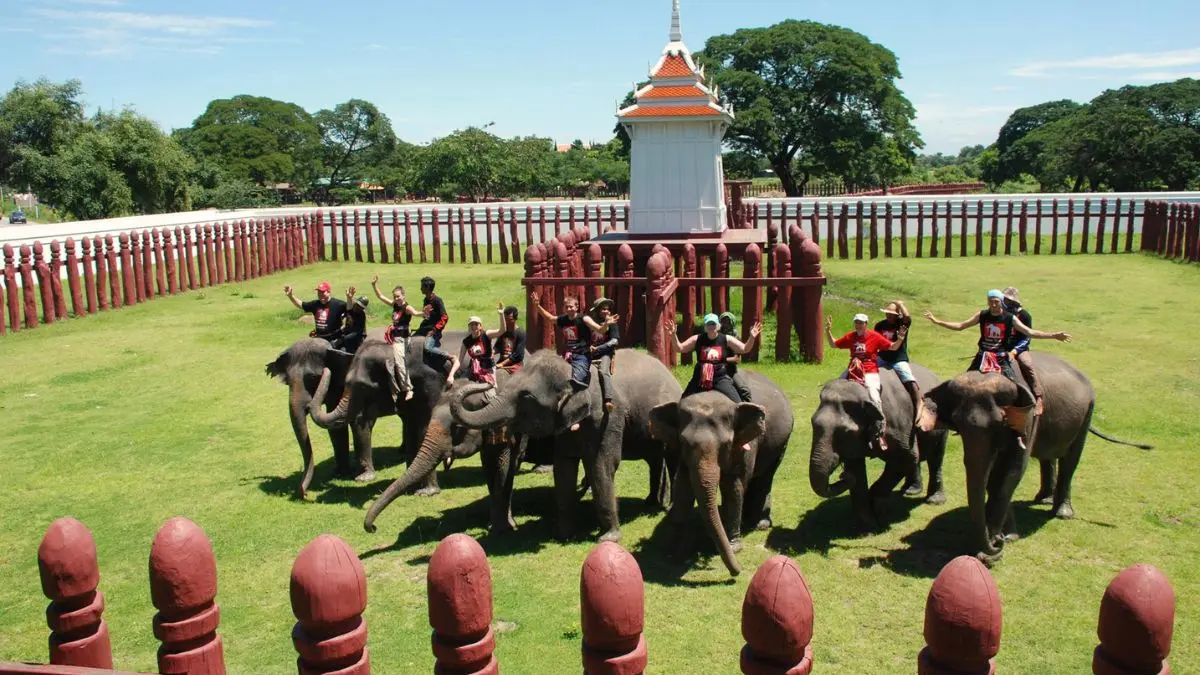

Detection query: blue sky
(3, 0), (1199, 155)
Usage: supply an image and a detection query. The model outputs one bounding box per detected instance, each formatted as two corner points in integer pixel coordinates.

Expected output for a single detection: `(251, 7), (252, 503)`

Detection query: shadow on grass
(358, 484), (666, 562)
(765, 489), (928, 558)
(629, 514), (740, 589)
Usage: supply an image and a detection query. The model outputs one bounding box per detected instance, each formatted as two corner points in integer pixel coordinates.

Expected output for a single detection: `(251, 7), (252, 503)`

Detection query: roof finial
(669, 0), (682, 44)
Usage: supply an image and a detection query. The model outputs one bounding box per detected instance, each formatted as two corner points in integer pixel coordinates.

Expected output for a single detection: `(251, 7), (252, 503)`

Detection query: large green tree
(697, 19), (922, 196)
(0, 78), (86, 189)
(314, 99), (396, 191)
(174, 95), (321, 187)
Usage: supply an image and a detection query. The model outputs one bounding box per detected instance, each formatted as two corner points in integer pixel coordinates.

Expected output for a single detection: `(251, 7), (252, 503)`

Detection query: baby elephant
(649, 370), (794, 577)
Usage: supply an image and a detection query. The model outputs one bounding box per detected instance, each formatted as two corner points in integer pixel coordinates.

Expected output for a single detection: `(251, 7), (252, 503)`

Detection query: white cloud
(60, 0), (124, 5)
(913, 103), (1012, 153)
(29, 8), (271, 57)
(1009, 47), (1200, 78)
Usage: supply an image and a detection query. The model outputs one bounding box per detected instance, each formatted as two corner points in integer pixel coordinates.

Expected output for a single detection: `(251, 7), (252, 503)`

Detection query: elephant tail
(1088, 426), (1153, 450)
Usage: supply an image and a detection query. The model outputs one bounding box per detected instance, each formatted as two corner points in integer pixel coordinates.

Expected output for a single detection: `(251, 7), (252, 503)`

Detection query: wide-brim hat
(592, 297), (615, 311)
(1002, 286), (1021, 303)
(468, 315), (483, 325)
(354, 296), (369, 308)
(719, 311), (737, 323)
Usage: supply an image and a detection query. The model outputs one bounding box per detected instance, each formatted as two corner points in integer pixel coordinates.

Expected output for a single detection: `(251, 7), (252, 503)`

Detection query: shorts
(878, 359), (915, 384)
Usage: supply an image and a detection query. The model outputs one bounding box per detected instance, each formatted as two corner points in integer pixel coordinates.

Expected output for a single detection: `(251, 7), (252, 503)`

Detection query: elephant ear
(649, 402), (680, 443)
(918, 382), (955, 432)
(733, 403), (767, 449)
(326, 347), (355, 373)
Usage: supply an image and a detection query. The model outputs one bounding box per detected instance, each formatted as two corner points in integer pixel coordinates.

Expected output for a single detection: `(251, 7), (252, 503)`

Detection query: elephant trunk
(308, 368), (351, 429)
(693, 461), (740, 577)
(449, 384), (515, 430)
(809, 428), (851, 498)
(364, 419), (452, 533)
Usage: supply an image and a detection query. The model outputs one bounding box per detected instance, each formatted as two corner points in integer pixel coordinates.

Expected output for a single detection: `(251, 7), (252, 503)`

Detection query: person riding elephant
(587, 297), (620, 411)
(283, 281), (347, 345)
(667, 314), (763, 445)
(371, 275), (420, 403)
(649, 370), (794, 577)
(490, 303), (526, 373)
(1000, 287), (1046, 416)
(824, 313), (907, 453)
(335, 292), (369, 354)
(918, 352), (1151, 566)
(809, 361), (949, 533)
(448, 348), (680, 543)
(717, 312), (756, 403)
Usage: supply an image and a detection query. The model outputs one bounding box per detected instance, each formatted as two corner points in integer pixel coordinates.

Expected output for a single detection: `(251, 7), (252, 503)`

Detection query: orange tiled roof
(620, 105), (725, 118)
(652, 54), (696, 78)
(639, 85), (706, 99)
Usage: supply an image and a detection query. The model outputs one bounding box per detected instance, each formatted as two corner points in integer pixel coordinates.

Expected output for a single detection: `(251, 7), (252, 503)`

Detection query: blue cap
(987, 289), (1003, 299)
(703, 313), (719, 325)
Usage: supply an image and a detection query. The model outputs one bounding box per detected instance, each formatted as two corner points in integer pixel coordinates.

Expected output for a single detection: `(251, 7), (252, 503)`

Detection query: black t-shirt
(302, 298), (347, 337)
(343, 307), (366, 336)
(416, 293), (448, 337)
(390, 300), (413, 339)
(695, 332), (730, 379)
(590, 321), (619, 358)
(462, 333), (494, 370)
(977, 309), (1015, 353)
(1004, 306), (1032, 351)
(495, 327), (526, 365)
(557, 314), (590, 354)
(874, 316), (911, 364)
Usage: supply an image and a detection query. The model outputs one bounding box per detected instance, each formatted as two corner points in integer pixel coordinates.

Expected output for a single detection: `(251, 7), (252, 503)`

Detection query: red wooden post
(140, 230), (154, 298)
(328, 212), (338, 262)
(496, 208), (509, 264)
(338, 209), (349, 261)
(1109, 198), (1122, 254)
(918, 556), (1001, 675)
(536, 205), (546, 244)
(79, 238), (97, 314)
(523, 245), (543, 351)
(1051, 199), (1061, 255)
(222, 224), (234, 282)
(1096, 198), (1108, 254)
(375, 209), (387, 263)
(56, 241), (78, 318)
(796, 228), (824, 364)
(206, 224), (220, 285)
(1081, 198), (1093, 254)
(1065, 198), (1080, 254)
(836, 203), (849, 259)
(431, 207), (442, 263)
(196, 225), (208, 287)
(511, 207), (522, 262)
(913, 201), (925, 258)
(714, 243), (729, 315)
(38, 517), (113, 668)
(587, 243), (603, 308)
(1124, 198), (1136, 253)
(765, 223), (779, 311)
(524, 206), (534, 261)
(580, 542), (647, 675)
(427, 534), (498, 674)
(290, 534), (370, 675)
(943, 201), (953, 258)
(617, 244), (636, 347)
(34, 242), (56, 325)
(679, 244), (697, 365)
(470, 207), (481, 264)
(989, 199), (1000, 256)
(153, 230), (167, 295)
(106, 236), (122, 308)
(742, 244), (763, 362)
(959, 200), (968, 257)
(446, 208), (457, 264)
(458, 206), (468, 263)
(1093, 563), (1174, 674)
(774, 244), (792, 362)
(358, 210), (371, 263)
(214, 223), (227, 282)
(930, 201), (940, 257)
(608, 204), (617, 233)
(232, 223), (244, 282)
(1017, 200), (1029, 254)
(900, 201), (909, 258)
(484, 207), (494, 264)
(401, 209), (413, 264)
(854, 200), (864, 259)
(165, 229), (178, 294)
(245, 221), (257, 279)
(740, 555), (813, 674)
(1033, 199), (1043, 255)
(92, 236), (108, 311)
(868, 202), (880, 259)
(554, 204), (563, 239)
(644, 251), (669, 367)
(350, 209), (362, 262)
(387, 208), (399, 263)
(149, 517), (225, 674)
(825, 203), (836, 259)
(180, 228), (194, 290)
(19, 244), (38, 328)
(128, 231), (144, 303)
(4, 245), (20, 330)
(974, 199), (985, 256)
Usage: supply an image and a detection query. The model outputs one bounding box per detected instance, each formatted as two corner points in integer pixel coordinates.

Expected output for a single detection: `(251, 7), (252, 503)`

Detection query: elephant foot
(1034, 490), (1055, 505)
(754, 517), (772, 531)
(598, 528), (622, 544)
(729, 538), (744, 554)
(414, 486), (442, 497)
(354, 470), (376, 483)
(854, 516), (880, 535)
(490, 518), (517, 535)
(975, 550), (1003, 568)
(924, 490), (947, 506)
(902, 478), (924, 497)
(1052, 501), (1075, 520)
(532, 464), (554, 474)
(335, 466), (356, 479)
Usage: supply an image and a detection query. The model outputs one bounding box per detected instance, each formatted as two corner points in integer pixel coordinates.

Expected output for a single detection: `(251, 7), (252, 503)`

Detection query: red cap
(315, 281), (331, 292)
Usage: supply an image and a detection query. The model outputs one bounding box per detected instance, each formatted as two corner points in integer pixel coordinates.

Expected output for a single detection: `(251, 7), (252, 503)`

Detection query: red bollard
(1093, 563), (1174, 675)
(141, 230), (155, 298)
(48, 240), (69, 319)
(5, 244), (21, 330)
(33, 242), (56, 325)
(118, 233), (135, 305)
(580, 541), (646, 675)
(154, 229), (167, 296)
(774, 244), (792, 363)
(19, 244), (37, 328)
(149, 517), (225, 675)
(290, 534), (369, 675)
(427, 534), (498, 674)
(66, 238), (86, 316)
(919, 555), (1002, 675)
(38, 517), (113, 668)
(165, 229), (178, 294)
(740, 555), (813, 674)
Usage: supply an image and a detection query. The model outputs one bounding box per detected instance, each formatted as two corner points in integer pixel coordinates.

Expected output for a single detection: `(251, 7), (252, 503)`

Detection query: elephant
(306, 329), (464, 495)
(265, 337), (364, 499)
(448, 348), (679, 543)
(363, 370), (516, 533)
(919, 351), (1152, 566)
(809, 363), (950, 532)
(648, 370), (794, 577)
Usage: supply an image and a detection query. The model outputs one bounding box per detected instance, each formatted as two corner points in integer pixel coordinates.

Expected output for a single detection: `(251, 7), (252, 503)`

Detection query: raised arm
(725, 322), (763, 354)
(1013, 317), (1071, 342)
(283, 285), (303, 310)
(824, 316), (839, 349)
(486, 302), (505, 338)
(530, 292), (557, 322)
(895, 301), (910, 319)
(924, 310), (981, 331)
(581, 314), (604, 332)
(665, 317), (699, 354)
(370, 275), (391, 305)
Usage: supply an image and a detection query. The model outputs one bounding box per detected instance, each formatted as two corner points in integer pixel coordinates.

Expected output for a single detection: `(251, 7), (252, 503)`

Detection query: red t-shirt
(834, 330), (892, 373)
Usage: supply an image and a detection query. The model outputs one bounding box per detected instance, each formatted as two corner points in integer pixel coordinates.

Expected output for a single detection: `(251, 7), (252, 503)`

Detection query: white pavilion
(616, 0), (735, 237)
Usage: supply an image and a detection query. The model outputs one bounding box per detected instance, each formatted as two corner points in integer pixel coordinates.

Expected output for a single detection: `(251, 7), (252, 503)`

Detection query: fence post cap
(741, 555), (813, 667)
(290, 533), (367, 624)
(149, 517), (218, 612)
(427, 533), (493, 636)
(580, 541), (644, 647)
(38, 517), (99, 601)
(1095, 563), (1174, 671)
(921, 555), (1001, 671)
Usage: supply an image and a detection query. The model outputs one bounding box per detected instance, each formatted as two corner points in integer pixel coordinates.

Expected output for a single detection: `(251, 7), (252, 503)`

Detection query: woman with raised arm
(669, 313), (762, 403)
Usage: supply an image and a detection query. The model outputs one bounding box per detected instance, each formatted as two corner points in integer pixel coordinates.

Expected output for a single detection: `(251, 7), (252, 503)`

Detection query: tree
(722, 150), (766, 180)
(314, 99), (396, 191)
(174, 95), (321, 187)
(0, 78), (86, 188)
(995, 100), (1083, 154)
(94, 110), (192, 214)
(697, 19), (922, 196)
(418, 126), (505, 201)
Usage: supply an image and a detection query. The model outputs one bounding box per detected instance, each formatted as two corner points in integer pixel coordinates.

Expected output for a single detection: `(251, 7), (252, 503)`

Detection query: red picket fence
(519, 223), (827, 365)
(0, 215), (320, 337)
(1142, 200), (1200, 263)
(1, 516), (1177, 674)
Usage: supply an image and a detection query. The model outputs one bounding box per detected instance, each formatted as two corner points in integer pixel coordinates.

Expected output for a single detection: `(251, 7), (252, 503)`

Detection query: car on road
(9, 209), (26, 224)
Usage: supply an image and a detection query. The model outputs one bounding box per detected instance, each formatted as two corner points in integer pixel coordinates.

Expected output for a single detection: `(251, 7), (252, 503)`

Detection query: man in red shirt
(825, 312), (907, 451)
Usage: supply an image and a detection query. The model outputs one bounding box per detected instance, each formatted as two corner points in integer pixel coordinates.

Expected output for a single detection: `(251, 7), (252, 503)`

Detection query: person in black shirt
(414, 276), (449, 349)
(336, 292), (369, 354)
(874, 300), (920, 419)
(489, 303), (526, 372)
(1001, 287), (1046, 416)
(669, 313), (762, 451)
(718, 312), (756, 403)
(459, 316), (498, 399)
(372, 275), (420, 403)
(531, 293), (611, 390)
(587, 297), (620, 411)
(285, 280), (347, 344)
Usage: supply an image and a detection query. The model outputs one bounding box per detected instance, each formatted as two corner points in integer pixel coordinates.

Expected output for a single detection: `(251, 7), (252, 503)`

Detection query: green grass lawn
(1, 252), (1196, 673)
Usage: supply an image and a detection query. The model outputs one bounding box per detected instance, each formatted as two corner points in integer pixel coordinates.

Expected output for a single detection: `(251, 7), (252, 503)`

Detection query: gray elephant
(919, 351), (1151, 566)
(363, 371), (516, 533)
(809, 363), (950, 532)
(449, 348), (679, 543)
(265, 337), (366, 499)
(307, 330), (461, 494)
(649, 370), (793, 577)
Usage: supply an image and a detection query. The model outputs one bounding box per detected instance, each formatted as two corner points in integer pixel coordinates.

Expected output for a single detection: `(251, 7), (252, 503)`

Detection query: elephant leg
(1052, 406), (1092, 520)
(351, 418), (377, 483)
(590, 441), (623, 544)
(719, 472), (747, 553)
(844, 457), (878, 532)
(986, 438), (1030, 546)
(328, 425), (353, 479)
(1034, 459), (1056, 505)
(901, 462), (924, 496)
(922, 434), (947, 506)
(741, 454), (781, 532)
(552, 451), (581, 541)
(288, 392), (317, 500)
(963, 445), (1002, 565)
(666, 462), (696, 557)
(644, 455), (667, 510)
(482, 440), (517, 533)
